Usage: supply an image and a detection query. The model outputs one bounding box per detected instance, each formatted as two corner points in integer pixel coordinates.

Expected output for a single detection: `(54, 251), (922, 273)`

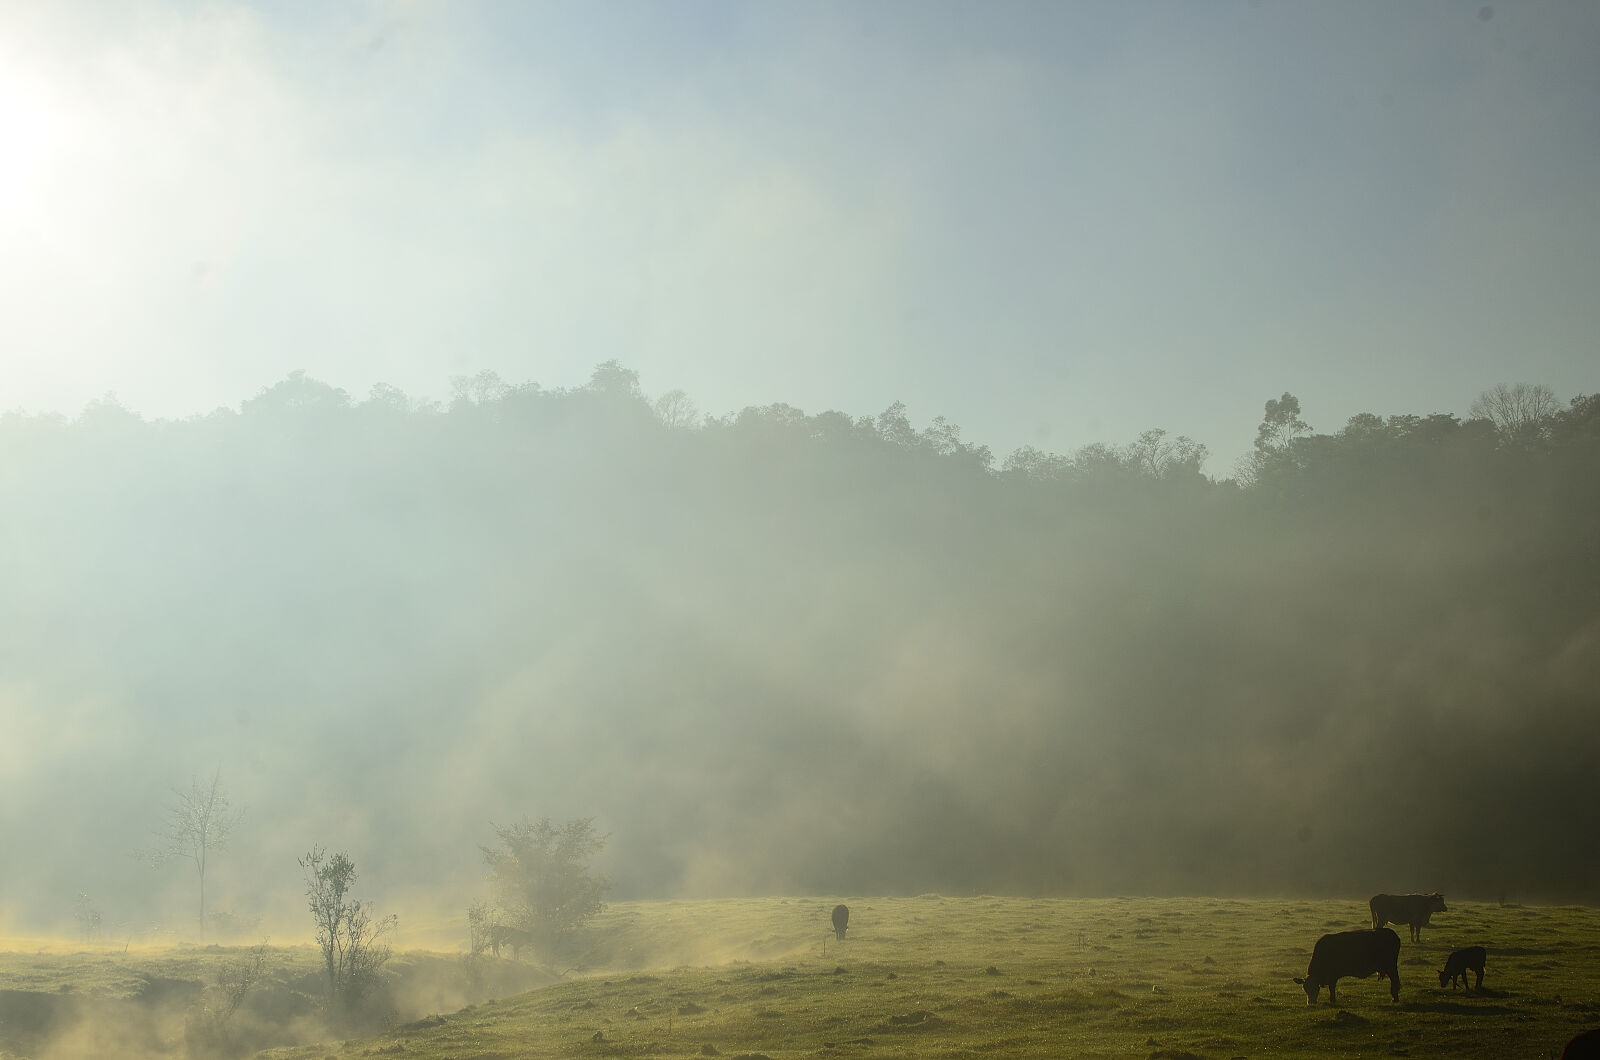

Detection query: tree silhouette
(300, 846), (395, 1014)
(146, 769), (239, 939)
(1471, 382), (1559, 446)
(482, 817), (610, 956)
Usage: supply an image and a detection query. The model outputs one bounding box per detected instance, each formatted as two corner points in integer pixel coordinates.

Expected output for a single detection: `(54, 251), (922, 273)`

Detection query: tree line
(2, 368), (1597, 917)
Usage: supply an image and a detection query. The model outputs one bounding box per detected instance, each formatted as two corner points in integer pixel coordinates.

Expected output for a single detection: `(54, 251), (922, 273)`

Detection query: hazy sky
(3, 0), (1596, 470)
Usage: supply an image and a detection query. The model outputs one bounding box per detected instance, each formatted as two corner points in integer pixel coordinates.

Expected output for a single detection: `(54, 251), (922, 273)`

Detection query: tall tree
(1254, 392), (1311, 454)
(1239, 391), (1312, 485)
(147, 769), (239, 938)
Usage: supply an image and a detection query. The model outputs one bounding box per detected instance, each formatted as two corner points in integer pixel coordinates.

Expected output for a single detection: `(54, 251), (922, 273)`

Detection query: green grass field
(5, 897), (1598, 1059)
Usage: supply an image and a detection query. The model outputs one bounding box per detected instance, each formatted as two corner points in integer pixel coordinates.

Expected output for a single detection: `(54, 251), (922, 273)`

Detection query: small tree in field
(146, 769), (240, 938)
(299, 847), (395, 1015)
(482, 817), (610, 956)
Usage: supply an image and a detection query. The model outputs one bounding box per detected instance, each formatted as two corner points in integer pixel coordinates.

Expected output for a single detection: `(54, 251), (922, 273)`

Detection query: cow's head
(1429, 893), (1447, 912)
(1293, 975), (1320, 1005)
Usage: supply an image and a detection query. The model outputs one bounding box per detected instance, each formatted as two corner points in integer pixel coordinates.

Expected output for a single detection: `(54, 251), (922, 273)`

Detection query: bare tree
(1470, 383), (1559, 445)
(653, 388), (701, 430)
(300, 846), (395, 1014)
(147, 769), (239, 938)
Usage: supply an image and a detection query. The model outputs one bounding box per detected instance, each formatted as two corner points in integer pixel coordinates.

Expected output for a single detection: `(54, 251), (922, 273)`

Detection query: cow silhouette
(1369, 892), (1447, 942)
(1294, 928), (1402, 1005)
(831, 904), (850, 941)
(488, 924), (532, 960)
(1438, 946), (1487, 991)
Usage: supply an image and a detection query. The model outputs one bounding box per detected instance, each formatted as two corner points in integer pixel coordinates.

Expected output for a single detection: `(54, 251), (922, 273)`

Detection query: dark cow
(1438, 946), (1487, 991)
(1369, 892), (1447, 942)
(1294, 928), (1402, 1005)
(831, 904), (850, 941)
(1563, 1029), (1600, 1059)
(489, 924), (533, 960)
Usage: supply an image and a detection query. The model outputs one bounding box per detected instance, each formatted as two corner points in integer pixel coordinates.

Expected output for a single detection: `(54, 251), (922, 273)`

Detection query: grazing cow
(1294, 928), (1402, 1005)
(1369, 892), (1447, 942)
(489, 924), (533, 960)
(1563, 1029), (1600, 1059)
(831, 904), (850, 941)
(1438, 946), (1487, 991)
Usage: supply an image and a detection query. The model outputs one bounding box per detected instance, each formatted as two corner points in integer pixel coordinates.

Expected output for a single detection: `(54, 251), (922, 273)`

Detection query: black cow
(1563, 1029), (1600, 1059)
(1369, 892), (1447, 942)
(831, 904), (850, 941)
(1294, 928), (1402, 1005)
(1438, 946), (1487, 991)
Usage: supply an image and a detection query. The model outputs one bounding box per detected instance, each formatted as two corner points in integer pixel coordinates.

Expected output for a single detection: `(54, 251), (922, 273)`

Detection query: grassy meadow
(4, 897), (1599, 1059)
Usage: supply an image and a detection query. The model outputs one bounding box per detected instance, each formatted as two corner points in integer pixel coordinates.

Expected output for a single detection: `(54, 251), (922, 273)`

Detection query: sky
(2, 0), (1596, 472)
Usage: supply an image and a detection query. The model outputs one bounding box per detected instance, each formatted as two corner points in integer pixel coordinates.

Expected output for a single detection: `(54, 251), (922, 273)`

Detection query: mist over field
(2, 370), (1597, 940)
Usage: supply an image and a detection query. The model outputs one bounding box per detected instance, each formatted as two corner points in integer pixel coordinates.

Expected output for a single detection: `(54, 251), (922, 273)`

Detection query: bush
(481, 817), (610, 957)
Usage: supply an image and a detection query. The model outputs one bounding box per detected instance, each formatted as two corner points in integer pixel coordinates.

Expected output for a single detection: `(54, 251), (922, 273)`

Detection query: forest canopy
(2, 367), (1597, 935)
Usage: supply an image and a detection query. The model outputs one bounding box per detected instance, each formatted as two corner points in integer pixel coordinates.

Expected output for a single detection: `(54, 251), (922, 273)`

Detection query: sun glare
(0, 63), (68, 215)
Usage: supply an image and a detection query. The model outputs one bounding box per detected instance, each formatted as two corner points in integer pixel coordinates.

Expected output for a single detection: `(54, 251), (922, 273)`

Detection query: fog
(2, 372), (1596, 943)
(6, 3), (1600, 473)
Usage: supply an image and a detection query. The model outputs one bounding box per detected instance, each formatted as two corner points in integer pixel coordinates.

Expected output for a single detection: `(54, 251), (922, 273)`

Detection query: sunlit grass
(5, 897), (1599, 1059)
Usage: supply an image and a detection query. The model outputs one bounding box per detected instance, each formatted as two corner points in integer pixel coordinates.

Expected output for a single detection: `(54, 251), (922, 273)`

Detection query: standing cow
(1294, 928), (1402, 1005)
(489, 924), (533, 961)
(1369, 892), (1447, 942)
(831, 904), (850, 941)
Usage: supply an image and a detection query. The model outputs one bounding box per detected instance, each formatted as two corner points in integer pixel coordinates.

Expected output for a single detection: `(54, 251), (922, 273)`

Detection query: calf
(831, 904), (850, 941)
(1294, 928), (1402, 1005)
(1369, 892), (1447, 942)
(1438, 946), (1486, 991)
